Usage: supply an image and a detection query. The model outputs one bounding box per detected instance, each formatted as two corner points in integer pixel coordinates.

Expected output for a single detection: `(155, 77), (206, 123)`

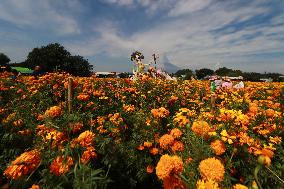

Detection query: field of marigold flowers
(0, 72), (283, 189)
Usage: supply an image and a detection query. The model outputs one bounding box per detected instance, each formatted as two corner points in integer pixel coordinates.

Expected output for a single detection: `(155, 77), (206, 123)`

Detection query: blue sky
(0, 0), (284, 73)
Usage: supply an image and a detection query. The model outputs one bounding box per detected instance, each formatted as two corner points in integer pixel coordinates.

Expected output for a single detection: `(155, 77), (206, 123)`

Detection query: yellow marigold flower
(170, 128), (183, 139)
(13, 119), (24, 127)
(145, 119), (151, 126)
(77, 130), (95, 148)
(171, 140), (184, 153)
(173, 115), (189, 127)
(159, 134), (175, 149)
(50, 156), (73, 176)
(123, 104), (135, 113)
(4, 150), (41, 180)
(156, 154), (183, 180)
(210, 140), (226, 155)
(143, 141), (153, 148)
(44, 106), (62, 118)
(191, 121), (211, 137)
(196, 179), (220, 189)
(199, 157), (225, 182)
(269, 136), (282, 144)
(233, 184), (248, 189)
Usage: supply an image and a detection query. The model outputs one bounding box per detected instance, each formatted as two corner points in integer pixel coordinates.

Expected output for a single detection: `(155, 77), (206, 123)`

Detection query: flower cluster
(4, 150), (41, 180)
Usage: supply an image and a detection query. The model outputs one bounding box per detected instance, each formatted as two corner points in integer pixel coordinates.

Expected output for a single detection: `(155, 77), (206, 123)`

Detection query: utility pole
(152, 54), (158, 70)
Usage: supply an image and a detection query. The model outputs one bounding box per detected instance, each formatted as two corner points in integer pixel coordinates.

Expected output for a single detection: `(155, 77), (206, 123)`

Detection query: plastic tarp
(11, 67), (33, 74)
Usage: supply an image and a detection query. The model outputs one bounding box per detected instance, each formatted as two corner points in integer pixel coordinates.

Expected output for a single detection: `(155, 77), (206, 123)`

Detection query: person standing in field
(33, 66), (43, 78)
(234, 79), (244, 89)
(222, 78), (233, 89)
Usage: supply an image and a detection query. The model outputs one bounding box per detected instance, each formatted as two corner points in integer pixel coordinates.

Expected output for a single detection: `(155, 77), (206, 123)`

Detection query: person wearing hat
(222, 78), (233, 89)
(234, 79), (244, 89)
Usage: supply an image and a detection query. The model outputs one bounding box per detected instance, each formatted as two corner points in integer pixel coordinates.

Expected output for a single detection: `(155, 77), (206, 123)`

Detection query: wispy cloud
(0, 0), (283, 73)
(0, 0), (80, 35)
(67, 0), (284, 73)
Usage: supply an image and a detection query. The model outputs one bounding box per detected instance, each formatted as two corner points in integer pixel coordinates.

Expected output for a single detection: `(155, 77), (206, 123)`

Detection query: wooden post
(68, 77), (73, 113)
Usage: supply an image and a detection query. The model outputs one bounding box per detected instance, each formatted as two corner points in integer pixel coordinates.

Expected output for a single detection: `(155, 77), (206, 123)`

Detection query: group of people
(210, 76), (244, 92)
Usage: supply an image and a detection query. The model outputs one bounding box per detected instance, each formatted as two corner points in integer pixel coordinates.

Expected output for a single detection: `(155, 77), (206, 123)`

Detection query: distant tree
(26, 43), (71, 72)
(175, 69), (193, 79)
(9, 61), (27, 67)
(0, 53), (10, 66)
(215, 67), (232, 76)
(243, 72), (262, 81)
(25, 43), (93, 76)
(195, 68), (214, 79)
(61, 55), (93, 77)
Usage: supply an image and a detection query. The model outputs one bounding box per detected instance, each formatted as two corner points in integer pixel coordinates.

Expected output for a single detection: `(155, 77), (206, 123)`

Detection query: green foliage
(175, 69), (194, 80)
(25, 43), (92, 76)
(0, 53), (10, 66)
(195, 68), (214, 79)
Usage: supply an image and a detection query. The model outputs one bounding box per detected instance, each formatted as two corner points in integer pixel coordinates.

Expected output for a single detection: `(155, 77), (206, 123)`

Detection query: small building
(95, 72), (117, 78)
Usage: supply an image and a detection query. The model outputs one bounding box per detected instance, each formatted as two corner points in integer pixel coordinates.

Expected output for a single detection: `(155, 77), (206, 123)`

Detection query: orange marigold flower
(265, 109), (274, 117)
(4, 150), (41, 180)
(44, 106), (62, 118)
(70, 122), (84, 133)
(199, 157), (225, 182)
(146, 165), (154, 173)
(77, 130), (95, 148)
(159, 134), (175, 149)
(156, 154), (183, 180)
(143, 141), (153, 148)
(185, 157), (193, 165)
(196, 179), (220, 189)
(163, 175), (187, 189)
(37, 114), (43, 121)
(170, 128), (183, 139)
(123, 104), (135, 113)
(30, 184), (40, 189)
(18, 129), (32, 135)
(151, 107), (170, 119)
(248, 103), (258, 114)
(149, 147), (159, 155)
(233, 184), (248, 189)
(81, 147), (97, 164)
(77, 93), (89, 101)
(50, 156), (73, 176)
(192, 121), (211, 137)
(171, 140), (184, 153)
(210, 140), (226, 155)
(137, 145), (145, 151)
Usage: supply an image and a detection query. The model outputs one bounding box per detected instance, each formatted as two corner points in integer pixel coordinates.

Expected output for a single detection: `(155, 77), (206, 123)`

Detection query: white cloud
(66, 1), (284, 73)
(168, 0), (212, 17)
(0, 0), (80, 35)
(102, 0), (134, 6)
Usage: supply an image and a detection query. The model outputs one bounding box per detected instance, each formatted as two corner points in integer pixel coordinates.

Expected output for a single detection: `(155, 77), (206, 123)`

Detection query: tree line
(0, 43), (93, 76)
(174, 67), (283, 82)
